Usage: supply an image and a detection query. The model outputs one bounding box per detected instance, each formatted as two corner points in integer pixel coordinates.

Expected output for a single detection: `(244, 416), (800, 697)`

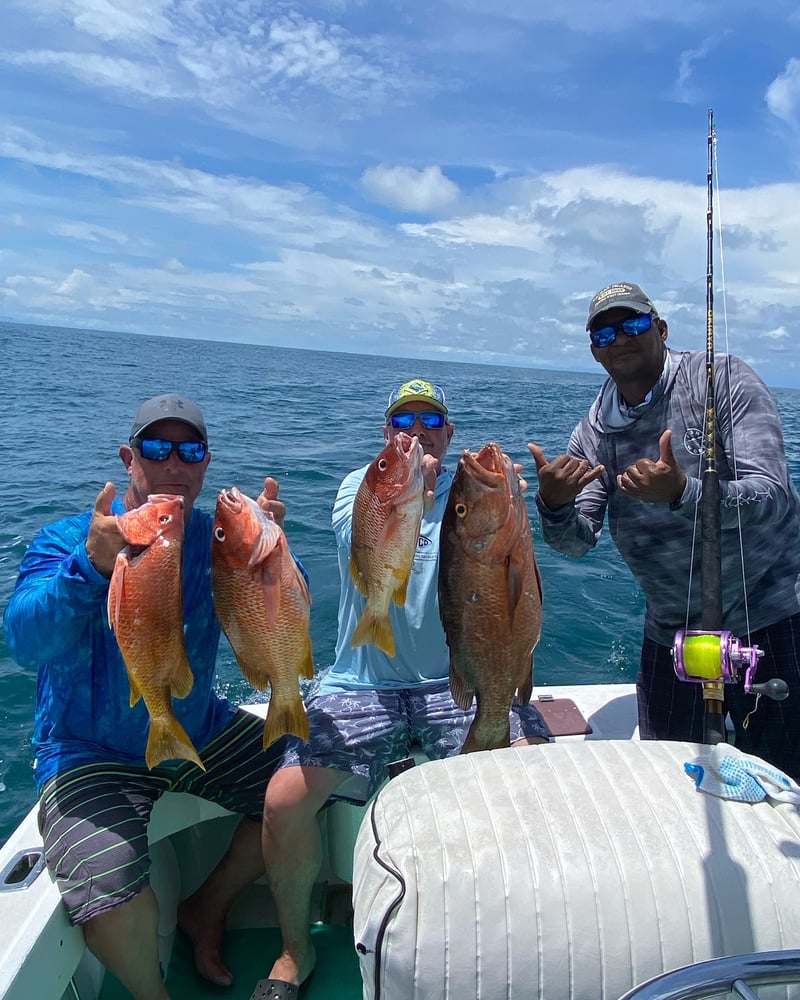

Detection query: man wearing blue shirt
(4, 393), (288, 999)
(254, 379), (549, 999)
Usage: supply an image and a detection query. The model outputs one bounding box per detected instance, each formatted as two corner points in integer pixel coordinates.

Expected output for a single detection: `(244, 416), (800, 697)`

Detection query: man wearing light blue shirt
(255, 379), (549, 999)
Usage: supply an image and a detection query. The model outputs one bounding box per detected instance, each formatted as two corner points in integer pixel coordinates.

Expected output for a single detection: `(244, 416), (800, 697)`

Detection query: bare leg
(262, 766), (347, 986)
(177, 816), (264, 986)
(83, 886), (170, 1000)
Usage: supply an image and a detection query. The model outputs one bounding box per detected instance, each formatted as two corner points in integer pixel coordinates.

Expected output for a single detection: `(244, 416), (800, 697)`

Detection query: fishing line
(711, 127), (755, 644)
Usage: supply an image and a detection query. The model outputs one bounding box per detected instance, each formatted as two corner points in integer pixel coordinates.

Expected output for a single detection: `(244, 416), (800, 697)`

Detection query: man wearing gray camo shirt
(529, 281), (800, 779)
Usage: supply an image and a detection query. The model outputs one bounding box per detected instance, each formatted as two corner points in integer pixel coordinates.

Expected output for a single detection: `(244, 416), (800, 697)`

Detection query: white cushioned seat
(352, 740), (800, 999)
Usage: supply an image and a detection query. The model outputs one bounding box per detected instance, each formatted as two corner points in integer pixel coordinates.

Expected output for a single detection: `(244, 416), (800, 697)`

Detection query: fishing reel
(672, 630), (788, 700)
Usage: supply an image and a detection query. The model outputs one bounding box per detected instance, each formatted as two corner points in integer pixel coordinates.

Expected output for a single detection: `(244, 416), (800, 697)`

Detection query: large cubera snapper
(108, 493), (204, 770)
(350, 432), (424, 658)
(211, 487), (314, 749)
(439, 443), (543, 753)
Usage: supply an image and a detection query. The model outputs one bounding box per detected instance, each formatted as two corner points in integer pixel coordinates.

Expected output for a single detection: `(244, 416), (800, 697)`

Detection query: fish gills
(108, 493), (204, 770)
(212, 487), (314, 748)
(439, 443), (543, 753)
(350, 432), (424, 657)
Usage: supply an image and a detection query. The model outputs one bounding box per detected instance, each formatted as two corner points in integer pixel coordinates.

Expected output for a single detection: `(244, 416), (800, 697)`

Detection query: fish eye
(455, 502), (468, 518)
(214, 527), (225, 541)
(378, 459), (388, 471)
(159, 514), (171, 524)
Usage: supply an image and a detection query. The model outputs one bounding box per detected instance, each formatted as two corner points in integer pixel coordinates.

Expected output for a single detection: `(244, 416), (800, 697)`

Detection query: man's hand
(85, 482), (126, 578)
(421, 454), (440, 511)
(616, 429), (687, 505)
(527, 443), (605, 510)
(256, 476), (286, 529)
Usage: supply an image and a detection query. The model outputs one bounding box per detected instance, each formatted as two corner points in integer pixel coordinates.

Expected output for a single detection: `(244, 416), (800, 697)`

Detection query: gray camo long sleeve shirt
(536, 349), (800, 646)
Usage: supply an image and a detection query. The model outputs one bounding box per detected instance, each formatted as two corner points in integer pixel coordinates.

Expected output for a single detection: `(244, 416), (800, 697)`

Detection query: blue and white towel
(684, 743), (800, 804)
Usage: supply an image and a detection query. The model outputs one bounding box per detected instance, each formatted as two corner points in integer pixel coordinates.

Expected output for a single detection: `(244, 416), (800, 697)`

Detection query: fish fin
(391, 568), (412, 608)
(259, 551), (283, 628)
(247, 522), (280, 569)
(262, 697), (310, 749)
(236, 658), (269, 691)
(506, 555), (524, 618)
(351, 610), (395, 657)
(516, 659), (534, 707)
(107, 554), (127, 633)
(349, 553), (369, 597)
(449, 662), (475, 711)
(170, 651), (195, 701)
(128, 673), (142, 708)
(145, 717), (205, 771)
(300, 635), (315, 680)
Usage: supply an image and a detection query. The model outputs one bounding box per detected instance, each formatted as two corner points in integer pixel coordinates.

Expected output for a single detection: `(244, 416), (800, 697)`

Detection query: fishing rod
(671, 109), (785, 745)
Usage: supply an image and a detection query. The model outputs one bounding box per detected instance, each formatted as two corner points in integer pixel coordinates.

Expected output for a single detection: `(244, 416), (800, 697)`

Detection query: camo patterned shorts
(278, 681), (549, 803)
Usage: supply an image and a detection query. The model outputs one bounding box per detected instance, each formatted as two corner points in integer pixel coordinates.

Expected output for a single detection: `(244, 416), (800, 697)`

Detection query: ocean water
(2, 320), (799, 846)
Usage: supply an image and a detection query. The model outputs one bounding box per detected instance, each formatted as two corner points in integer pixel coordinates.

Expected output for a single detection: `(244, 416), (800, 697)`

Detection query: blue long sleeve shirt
(3, 498), (234, 787)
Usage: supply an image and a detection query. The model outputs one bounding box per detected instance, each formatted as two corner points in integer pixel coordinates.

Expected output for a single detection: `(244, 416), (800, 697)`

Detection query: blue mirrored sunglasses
(389, 411), (446, 430)
(133, 438), (208, 463)
(589, 312), (654, 348)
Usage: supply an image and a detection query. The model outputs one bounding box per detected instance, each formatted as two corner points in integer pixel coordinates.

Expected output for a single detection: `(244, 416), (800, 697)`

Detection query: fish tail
(351, 610), (395, 657)
(262, 697), (310, 749)
(145, 717), (205, 771)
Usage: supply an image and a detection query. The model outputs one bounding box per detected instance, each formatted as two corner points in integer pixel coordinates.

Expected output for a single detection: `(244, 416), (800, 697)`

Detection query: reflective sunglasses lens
(418, 412), (445, 429)
(590, 326), (616, 348)
(390, 413), (417, 429)
(177, 442), (207, 463)
(622, 314), (652, 336)
(139, 438), (173, 461)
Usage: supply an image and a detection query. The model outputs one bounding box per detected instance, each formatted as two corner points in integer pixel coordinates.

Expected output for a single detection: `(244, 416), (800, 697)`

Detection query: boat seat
(352, 739), (800, 1000)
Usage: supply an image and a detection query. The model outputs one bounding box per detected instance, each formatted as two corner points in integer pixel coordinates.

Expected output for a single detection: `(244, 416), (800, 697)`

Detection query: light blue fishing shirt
(3, 499), (234, 788)
(319, 464), (454, 693)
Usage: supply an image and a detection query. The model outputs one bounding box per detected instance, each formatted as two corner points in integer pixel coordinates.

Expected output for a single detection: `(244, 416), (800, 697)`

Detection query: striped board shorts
(37, 709), (283, 925)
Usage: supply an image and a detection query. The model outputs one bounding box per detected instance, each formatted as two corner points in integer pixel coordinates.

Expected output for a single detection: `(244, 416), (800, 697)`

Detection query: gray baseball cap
(586, 281), (657, 329)
(129, 394), (208, 442)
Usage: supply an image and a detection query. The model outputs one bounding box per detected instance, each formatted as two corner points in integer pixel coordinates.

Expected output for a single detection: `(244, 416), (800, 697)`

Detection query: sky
(3, 2), (800, 387)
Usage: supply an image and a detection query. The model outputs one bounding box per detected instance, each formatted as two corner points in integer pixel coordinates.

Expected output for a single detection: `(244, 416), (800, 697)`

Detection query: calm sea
(2, 320), (800, 846)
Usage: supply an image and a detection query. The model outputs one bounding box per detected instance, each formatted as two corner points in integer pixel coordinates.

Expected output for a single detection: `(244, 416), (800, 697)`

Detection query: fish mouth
(216, 487), (244, 514)
(459, 442), (506, 487)
(392, 432), (423, 461)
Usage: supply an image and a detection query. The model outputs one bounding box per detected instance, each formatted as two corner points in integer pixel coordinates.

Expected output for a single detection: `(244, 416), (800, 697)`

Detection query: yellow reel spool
(679, 633), (724, 681)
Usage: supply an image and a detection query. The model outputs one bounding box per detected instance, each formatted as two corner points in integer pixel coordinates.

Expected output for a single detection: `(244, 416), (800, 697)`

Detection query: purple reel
(673, 630), (763, 691)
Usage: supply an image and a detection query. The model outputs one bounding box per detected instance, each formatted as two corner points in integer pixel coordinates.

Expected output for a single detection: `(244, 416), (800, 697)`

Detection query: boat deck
(100, 924), (361, 999)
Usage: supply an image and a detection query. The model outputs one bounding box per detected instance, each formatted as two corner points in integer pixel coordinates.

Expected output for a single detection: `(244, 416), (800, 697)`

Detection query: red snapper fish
(211, 487), (314, 748)
(350, 432), (424, 657)
(438, 443), (543, 753)
(108, 493), (204, 770)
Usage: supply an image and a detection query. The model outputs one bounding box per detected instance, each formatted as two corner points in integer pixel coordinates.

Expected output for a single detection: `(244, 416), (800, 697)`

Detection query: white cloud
(360, 165), (460, 213)
(766, 58), (800, 124)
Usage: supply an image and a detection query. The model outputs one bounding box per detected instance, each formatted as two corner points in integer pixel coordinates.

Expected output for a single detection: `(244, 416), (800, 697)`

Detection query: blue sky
(3, 1), (800, 386)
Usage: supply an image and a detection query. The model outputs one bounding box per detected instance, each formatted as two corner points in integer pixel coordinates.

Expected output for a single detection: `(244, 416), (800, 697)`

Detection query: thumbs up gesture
(617, 430), (687, 505)
(85, 482), (127, 577)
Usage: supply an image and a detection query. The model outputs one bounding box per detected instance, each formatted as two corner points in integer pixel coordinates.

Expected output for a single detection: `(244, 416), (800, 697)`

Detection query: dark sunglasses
(589, 312), (655, 348)
(133, 438), (208, 463)
(389, 411), (446, 430)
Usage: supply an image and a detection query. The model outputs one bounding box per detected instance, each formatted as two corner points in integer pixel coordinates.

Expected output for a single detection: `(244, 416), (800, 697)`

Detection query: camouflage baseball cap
(385, 379), (448, 419)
